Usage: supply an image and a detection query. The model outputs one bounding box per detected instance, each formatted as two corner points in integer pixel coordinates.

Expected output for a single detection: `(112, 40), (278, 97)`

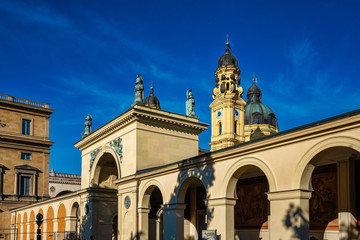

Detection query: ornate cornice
(115, 109), (360, 183)
(0, 133), (54, 151)
(74, 105), (208, 150)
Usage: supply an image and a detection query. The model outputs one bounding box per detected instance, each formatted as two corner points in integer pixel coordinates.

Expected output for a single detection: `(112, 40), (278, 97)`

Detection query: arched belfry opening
(93, 152), (119, 189)
(226, 165), (270, 239)
(301, 146), (360, 239)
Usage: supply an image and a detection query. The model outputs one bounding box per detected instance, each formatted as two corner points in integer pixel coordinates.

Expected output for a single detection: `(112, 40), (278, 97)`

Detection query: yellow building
(0, 95), (54, 236)
(9, 43), (360, 240)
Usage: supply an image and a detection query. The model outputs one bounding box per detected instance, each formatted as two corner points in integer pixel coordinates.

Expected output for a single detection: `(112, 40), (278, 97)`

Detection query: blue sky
(1, 1), (359, 174)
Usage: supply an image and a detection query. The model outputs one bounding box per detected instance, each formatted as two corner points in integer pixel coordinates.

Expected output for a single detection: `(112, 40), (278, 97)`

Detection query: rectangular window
(22, 119), (31, 135)
(21, 153), (31, 160)
(20, 176), (31, 195)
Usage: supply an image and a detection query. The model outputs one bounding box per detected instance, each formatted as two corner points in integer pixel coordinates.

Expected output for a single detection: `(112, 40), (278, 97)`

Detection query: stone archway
(92, 152), (119, 189)
(70, 201), (80, 238)
(140, 183), (165, 240)
(46, 206), (54, 240)
(178, 176), (208, 240)
(22, 212), (28, 239)
(29, 211), (35, 240)
(298, 145), (360, 239)
(225, 163), (272, 240)
(57, 204), (66, 239)
(86, 151), (119, 240)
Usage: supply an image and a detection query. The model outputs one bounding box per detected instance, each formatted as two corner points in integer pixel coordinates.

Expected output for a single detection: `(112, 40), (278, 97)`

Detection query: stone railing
(0, 94), (50, 108)
(49, 171), (81, 178)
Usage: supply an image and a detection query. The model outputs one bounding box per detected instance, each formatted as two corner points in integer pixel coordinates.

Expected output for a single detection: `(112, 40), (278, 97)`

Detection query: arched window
(268, 113), (277, 127)
(252, 113), (261, 124)
(219, 122), (222, 135)
(234, 120), (237, 134)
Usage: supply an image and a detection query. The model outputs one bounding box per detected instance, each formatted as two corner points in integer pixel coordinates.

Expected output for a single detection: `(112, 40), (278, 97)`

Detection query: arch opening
(93, 152), (119, 189)
(178, 176), (207, 240)
(56, 204), (66, 239)
(301, 146), (360, 239)
(70, 202), (80, 239)
(46, 206), (54, 240)
(112, 215), (118, 240)
(90, 152), (119, 239)
(141, 185), (164, 240)
(227, 165), (270, 240)
(148, 187), (163, 240)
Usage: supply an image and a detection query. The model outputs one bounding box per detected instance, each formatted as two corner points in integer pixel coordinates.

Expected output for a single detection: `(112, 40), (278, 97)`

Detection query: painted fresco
(234, 176), (268, 229)
(310, 164), (338, 229)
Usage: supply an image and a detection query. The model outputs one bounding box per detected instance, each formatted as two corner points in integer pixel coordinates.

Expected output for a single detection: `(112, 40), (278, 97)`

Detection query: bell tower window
(234, 120), (237, 134)
(219, 122), (222, 135)
(252, 113), (262, 124)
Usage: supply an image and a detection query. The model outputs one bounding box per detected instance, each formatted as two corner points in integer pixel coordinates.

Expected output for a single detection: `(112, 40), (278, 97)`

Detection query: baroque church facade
(8, 42), (360, 240)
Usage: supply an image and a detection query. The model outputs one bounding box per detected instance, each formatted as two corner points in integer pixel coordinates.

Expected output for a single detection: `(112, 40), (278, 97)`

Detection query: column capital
(267, 189), (312, 201)
(205, 197), (237, 206)
(161, 203), (186, 211)
(64, 216), (77, 221)
(138, 207), (150, 214)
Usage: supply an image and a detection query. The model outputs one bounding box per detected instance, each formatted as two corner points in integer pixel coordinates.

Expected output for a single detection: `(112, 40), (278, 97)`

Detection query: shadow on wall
(80, 193), (117, 240)
(168, 153), (216, 225)
(283, 205), (360, 240)
(130, 231), (143, 240)
(283, 203), (308, 239)
(339, 219), (360, 240)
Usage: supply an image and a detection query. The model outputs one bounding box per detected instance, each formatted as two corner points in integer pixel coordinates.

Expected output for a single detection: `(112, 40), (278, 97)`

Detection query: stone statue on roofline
(132, 74), (145, 106)
(81, 114), (92, 138)
(186, 89), (198, 119)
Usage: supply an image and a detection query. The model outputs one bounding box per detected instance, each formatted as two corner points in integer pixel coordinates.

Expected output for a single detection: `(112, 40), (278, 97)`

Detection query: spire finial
(226, 34), (231, 49)
(150, 81), (154, 94)
(253, 73), (258, 84)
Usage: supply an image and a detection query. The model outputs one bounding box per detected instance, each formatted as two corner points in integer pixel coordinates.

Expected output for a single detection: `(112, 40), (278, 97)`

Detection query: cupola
(244, 78), (277, 127)
(144, 86), (161, 109)
(218, 42), (238, 67)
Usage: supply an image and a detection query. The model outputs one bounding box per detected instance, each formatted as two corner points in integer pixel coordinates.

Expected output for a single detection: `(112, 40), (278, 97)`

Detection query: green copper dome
(244, 81), (277, 127)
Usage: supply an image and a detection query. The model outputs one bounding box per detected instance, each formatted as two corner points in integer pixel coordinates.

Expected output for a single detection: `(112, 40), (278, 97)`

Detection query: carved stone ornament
(89, 148), (101, 171)
(124, 195), (131, 209)
(110, 137), (123, 163)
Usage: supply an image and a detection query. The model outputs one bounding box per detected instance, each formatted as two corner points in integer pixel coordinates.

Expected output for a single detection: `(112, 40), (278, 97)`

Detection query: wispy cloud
(54, 76), (132, 109)
(268, 37), (357, 128)
(1, 1), (70, 27)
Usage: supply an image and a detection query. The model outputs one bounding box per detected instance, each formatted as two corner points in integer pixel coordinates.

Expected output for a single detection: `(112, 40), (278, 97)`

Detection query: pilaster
(267, 189), (312, 240)
(205, 197), (237, 240)
(162, 203), (186, 240)
(138, 208), (150, 240)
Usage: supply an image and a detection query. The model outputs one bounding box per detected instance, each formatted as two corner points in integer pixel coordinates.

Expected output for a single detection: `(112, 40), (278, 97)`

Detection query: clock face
(216, 109), (223, 119)
(234, 109), (240, 118)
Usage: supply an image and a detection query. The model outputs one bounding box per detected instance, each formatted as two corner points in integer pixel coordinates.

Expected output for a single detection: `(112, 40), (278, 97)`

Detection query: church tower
(209, 41), (246, 151)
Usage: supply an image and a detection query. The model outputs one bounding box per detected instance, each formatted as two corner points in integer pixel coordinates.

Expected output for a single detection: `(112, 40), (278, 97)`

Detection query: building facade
(0, 94), (54, 234)
(49, 169), (81, 198)
(9, 43), (360, 240)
